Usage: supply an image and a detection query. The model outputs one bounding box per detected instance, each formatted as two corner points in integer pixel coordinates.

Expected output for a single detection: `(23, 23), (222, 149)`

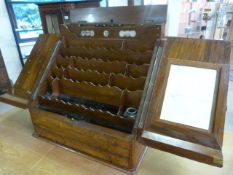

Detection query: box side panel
(129, 139), (146, 170)
(30, 108), (140, 169)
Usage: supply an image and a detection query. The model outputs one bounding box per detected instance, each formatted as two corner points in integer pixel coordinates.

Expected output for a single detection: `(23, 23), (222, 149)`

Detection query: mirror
(160, 65), (217, 130)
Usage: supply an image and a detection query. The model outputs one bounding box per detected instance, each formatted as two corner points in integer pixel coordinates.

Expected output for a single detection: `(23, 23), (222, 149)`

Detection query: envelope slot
(56, 55), (71, 67)
(127, 64), (150, 77)
(51, 66), (65, 78)
(65, 36), (156, 51)
(62, 47), (153, 65)
(125, 90), (143, 109)
(45, 77), (143, 114)
(38, 96), (134, 133)
(59, 78), (122, 107)
(67, 68), (109, 86)
(109, 74), (146, 91)
(73, 57), (127, 74)
(51, 67), (146, 91)
(56, 55), (149, 78)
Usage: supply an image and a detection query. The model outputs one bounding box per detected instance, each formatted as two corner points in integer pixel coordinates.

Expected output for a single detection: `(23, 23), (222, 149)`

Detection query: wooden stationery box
(0, 23), (231, 173)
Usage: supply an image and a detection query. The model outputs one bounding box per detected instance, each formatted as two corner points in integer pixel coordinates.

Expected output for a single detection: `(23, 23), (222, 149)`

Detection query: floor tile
(27, 146), (126, 175)
(0, 102), (13, 115)
(0, 143), (43, 175)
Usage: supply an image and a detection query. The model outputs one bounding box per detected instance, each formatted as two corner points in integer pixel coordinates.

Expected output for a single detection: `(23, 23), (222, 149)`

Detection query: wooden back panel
(70, 5), (167, 24)
(61, 23), (162, 51)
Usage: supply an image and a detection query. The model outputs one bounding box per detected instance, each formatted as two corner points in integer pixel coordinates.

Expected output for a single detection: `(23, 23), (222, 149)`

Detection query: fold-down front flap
(138, 37), (231, 167)
(0, 34), (62, 108)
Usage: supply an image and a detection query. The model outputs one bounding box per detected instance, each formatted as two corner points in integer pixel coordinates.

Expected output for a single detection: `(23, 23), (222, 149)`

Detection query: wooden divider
(67, 68), (109, 86)
(52, 65), (65, 78)
(109, 74), (146, 91)
(56, 55), (150, 78)
(59, 78), (122, 107)
(41, 76), (143, 114)
(56, 55), (71, 67)
(127, 64), (150, 77)
(73, 57), (127, 74)
(38, 96), (134, 132)
(62, 47), (153, 65)
(126, 90), (143, 108)
(52, 65), (146, 91)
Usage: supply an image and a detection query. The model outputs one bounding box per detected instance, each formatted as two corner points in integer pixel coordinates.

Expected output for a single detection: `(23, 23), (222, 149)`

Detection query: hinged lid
(0, 34), (62, 108)
(137, 37), (231, 167)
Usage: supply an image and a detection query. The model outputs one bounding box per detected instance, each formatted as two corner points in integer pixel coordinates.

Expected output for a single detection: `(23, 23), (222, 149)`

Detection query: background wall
(165, 0), (181, 37)
(0, 0), (22, 83)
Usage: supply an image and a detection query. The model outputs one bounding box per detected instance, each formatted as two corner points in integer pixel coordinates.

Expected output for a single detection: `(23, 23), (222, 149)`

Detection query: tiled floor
(0, 102), (13, 116)
(0, 81), (232, 175)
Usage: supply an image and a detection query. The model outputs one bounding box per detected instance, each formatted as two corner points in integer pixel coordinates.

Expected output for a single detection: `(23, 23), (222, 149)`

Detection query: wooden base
(30, 108), (146, 172)
(33, 132), (147, 175)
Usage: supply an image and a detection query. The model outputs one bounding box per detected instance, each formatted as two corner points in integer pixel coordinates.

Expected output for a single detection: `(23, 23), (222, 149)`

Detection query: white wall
(0, 0), (22, 83)
(205, 3), (219, 39)
(19, 42), (35, 59)
(165, 0), (182, 37)
(108, 0), (128, 7)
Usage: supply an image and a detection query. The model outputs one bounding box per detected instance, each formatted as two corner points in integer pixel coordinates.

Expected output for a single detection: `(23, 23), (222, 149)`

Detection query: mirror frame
(145, 58), (223, 149)
(138, 37), (231, 167)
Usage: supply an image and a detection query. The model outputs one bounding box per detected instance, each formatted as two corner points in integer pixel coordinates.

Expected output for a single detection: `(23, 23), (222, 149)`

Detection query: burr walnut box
(0, 23), (231, 173)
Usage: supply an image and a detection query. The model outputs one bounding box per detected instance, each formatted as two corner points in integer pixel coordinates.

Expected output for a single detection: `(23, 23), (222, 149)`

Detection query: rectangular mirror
(160, 64), (218, 130)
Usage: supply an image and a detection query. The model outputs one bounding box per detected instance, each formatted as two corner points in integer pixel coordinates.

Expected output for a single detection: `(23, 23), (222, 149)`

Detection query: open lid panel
(137, 37), (231, 167)
(0, 34), (62, 108)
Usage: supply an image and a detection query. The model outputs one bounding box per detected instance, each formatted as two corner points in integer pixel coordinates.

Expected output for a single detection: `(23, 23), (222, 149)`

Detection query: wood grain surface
(139, 37), (231, 167)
